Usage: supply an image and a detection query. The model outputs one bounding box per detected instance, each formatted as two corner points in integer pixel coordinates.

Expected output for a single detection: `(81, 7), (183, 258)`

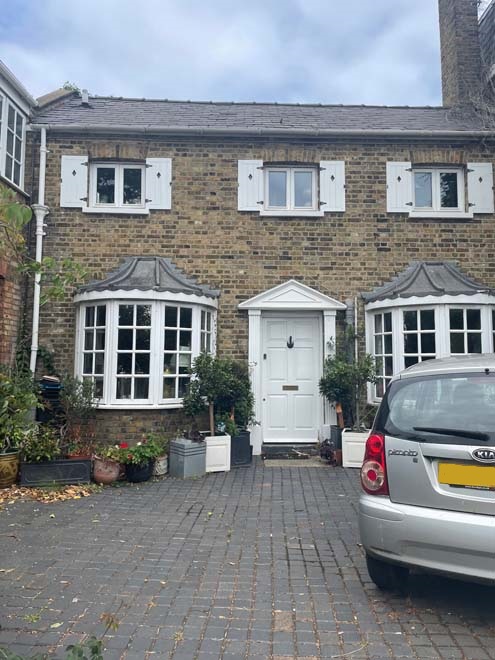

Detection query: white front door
(261, 314), (321, 443)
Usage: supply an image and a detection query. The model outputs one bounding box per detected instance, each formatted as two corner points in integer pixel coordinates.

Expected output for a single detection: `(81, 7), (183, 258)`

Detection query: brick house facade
(0, 62), (36, 367)
(12, 0), (495, 450)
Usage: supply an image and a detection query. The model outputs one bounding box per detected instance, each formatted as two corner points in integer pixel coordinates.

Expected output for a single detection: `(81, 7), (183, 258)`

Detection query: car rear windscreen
(375, 372), (495, 446)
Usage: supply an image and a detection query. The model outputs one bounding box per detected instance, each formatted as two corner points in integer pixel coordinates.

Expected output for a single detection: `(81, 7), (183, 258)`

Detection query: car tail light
(361, 433), (389, 495)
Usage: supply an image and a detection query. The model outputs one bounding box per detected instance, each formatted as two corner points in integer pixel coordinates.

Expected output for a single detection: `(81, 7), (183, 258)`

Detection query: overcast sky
(0, 1), (492, 106)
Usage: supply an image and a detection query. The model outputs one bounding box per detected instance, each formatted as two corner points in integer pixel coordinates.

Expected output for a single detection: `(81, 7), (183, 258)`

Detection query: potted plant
(60, 376), (98, 459)
(19, 423), (92, 486)
(0, 368), (39, 488)
(182, 353), (235, 473)
(118, 436), (162, 483)
(216, 360), (255, 468)
(93, 445), (121, 485)
(151, 433), (170, 477)
(319, 334), (377, 468)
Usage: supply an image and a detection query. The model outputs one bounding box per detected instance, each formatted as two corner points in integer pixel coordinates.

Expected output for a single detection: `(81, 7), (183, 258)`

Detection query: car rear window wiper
(412, 427), (489, 442)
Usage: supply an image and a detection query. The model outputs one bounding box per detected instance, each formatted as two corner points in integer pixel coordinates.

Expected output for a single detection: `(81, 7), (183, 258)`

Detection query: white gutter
(29, 128), (49, 373)
(28, 123), (495, 139)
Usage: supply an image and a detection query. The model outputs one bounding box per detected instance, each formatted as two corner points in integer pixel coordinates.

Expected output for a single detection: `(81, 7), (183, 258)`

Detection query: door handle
(287, 336), (294, 349)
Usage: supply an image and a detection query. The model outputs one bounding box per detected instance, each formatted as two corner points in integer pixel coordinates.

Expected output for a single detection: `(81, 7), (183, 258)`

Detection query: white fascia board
(364, 292), (495, 312)
(74, 288), (218, 308)
(239, 279), (346, 311)
(0, 80), (33, 116)
(0, 60), (36, 108)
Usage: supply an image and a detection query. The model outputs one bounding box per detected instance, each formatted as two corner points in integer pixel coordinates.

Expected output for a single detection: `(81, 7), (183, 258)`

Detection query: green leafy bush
(183, 353), (255, 437)
(20, 425), (61, 463)
(117, 437), (162, 466)
(319, 336), (377, 429)
(0, 367), (39, 453)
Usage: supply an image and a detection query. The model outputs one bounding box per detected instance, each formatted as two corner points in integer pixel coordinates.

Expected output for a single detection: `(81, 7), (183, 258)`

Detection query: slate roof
(32, 93), (490, 135)
(78, 257), (220, 298)
(362, 262), (494, 303)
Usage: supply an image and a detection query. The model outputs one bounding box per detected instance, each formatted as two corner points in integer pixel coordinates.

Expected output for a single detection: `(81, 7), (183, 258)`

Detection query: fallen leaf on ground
(0, 484), (102, 505)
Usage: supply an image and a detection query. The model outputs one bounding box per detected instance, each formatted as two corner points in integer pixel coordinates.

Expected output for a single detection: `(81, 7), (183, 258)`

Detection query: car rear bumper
(359, 494), (495, 583)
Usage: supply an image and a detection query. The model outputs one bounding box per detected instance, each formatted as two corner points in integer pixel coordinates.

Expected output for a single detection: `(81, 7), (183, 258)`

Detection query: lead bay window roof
(363, 262), (495, 402)
(74, 257), (219, 408)
(77, 256), (220, 299)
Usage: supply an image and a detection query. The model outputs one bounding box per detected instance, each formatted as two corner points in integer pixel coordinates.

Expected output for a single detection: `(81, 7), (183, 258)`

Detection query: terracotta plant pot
(0, 450), (20, 488)
(93, 457), (120, 485)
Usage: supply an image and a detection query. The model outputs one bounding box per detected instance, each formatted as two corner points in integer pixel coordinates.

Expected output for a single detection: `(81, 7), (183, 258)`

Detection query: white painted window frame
(81, 303), (107, 398)
(261, 166), (321, 217)
(402, 307), (437, 368)
(75, 297), (217, 409)
(112, 301), (154, 405)
(447, 307), (483, 355)
(88, 162), (146, 211)
(372, 310), (394, 399)
(200, 309), (213, 353)
(365, 295), (495, 404)
(159, 303), (196, 404)
(0, 93), (27, 190)
(410, 167), (467, 218)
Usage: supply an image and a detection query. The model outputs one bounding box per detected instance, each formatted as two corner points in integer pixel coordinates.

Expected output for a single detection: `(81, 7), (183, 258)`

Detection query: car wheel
(366, 554), (409, 592)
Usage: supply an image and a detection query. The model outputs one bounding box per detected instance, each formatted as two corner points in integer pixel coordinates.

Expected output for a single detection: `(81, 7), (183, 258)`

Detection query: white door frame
(239, 280), (346, 455)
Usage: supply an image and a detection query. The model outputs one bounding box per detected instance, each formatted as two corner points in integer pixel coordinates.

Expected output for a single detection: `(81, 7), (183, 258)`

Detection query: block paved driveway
(1, 459), (494, 660)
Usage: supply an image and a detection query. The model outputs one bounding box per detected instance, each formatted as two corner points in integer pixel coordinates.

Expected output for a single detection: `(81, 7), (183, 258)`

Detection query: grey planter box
(20, 458), (92, 486)
(169, 438), (206, 479)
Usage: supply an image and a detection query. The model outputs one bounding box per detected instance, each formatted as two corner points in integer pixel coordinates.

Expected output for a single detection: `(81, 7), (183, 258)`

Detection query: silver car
(359, 355), (495, 590)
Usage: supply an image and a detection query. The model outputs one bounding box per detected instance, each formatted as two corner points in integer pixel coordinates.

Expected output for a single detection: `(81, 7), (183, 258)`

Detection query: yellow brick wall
(28, 133), (495, 440)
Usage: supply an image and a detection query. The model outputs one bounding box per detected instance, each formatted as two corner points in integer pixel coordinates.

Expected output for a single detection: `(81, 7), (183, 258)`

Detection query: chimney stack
(438, 0), (482, 106)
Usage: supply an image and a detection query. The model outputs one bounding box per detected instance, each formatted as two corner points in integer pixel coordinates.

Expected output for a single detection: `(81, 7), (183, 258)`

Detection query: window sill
(259, 209), (324, 217)
(97, 400), (183, 410)
(408, 211), (474, 220)
(0, 173), (29, 199)
(82, 206), (150, 216)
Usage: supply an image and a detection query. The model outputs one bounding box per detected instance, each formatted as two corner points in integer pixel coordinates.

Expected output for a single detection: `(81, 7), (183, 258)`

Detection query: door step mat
(263, 457), (329, 467)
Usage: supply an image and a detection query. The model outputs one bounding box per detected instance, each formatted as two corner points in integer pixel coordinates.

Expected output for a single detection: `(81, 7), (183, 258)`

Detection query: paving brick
(0, 462), (494, 660)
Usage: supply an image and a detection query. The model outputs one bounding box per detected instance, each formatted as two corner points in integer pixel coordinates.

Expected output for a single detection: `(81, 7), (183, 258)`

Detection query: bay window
(76, 299), (216, 408)
(367, 302), (495, 402)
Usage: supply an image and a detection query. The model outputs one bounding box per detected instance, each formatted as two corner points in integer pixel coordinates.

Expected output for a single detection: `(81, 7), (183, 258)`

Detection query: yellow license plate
(438, 462), (495, 490)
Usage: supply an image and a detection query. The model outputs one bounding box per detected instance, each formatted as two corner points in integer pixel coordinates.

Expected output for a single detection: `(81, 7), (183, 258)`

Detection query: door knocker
(287, 336), (294, 349)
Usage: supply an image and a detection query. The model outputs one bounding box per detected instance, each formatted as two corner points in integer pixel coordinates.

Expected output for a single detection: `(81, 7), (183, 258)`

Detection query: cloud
(0, 0), (441, 105)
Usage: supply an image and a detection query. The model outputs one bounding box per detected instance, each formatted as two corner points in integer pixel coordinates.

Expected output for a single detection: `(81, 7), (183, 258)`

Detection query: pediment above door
(238, 279), (346, 311)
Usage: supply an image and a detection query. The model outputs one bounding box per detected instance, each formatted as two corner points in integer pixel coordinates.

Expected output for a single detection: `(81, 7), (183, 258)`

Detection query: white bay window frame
(365, 294), (495, 403)
(74, 291), (217, 409)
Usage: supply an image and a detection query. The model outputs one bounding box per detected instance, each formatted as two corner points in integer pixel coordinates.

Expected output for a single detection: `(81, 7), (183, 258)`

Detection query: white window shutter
(238, 160), (263, 211)
(386, 162), (413, 213)
(467, 163), (494, 214)
(146, 158), (172, 210)
(319, 161), (345, 212)
(60, 155), (88, 208)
